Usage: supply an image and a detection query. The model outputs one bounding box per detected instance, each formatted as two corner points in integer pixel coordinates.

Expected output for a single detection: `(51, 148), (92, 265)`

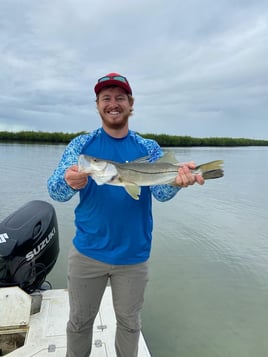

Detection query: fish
(78, 152), (224, 200)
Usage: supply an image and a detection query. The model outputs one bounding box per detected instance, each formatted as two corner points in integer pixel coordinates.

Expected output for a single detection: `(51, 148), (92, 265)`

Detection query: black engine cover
(0, 200), (59, 292)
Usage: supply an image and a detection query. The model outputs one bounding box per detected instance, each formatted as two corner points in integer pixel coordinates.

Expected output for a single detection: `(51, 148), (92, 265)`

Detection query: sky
(1, 0), (268, 139)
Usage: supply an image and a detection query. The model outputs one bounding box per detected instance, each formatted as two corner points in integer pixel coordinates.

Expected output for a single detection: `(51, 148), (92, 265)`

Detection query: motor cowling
(0, 200), (59, 293)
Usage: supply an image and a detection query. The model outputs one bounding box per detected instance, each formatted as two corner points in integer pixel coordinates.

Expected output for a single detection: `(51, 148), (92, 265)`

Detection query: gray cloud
(0, 0), (267, 138)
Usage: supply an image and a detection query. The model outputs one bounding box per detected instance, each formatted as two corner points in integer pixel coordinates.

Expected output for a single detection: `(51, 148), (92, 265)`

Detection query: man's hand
(65, 165), (89, 190)
(175, 162), (205, 187)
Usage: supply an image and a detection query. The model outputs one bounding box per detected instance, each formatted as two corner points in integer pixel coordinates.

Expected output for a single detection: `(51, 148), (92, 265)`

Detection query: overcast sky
(1, 0), (268, 139)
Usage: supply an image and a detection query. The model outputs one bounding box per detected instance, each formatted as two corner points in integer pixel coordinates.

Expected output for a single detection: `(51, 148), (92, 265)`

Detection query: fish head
(78, 155), (118, 185)
(78, 155), (108, 173)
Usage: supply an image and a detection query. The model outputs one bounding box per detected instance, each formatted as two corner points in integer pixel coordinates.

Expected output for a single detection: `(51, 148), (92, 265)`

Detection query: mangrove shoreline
(0, 131), (268, 147)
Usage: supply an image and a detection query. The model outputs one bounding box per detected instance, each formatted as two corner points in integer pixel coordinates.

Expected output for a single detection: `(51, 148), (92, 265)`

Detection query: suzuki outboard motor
(0, 200), (59, 293)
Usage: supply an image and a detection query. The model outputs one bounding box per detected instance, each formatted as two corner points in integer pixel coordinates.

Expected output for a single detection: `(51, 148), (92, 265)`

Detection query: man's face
(96, 87), (133, 130)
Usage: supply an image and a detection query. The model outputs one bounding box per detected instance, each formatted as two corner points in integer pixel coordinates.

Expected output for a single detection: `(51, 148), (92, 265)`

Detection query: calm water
(1, 143), (268, 357)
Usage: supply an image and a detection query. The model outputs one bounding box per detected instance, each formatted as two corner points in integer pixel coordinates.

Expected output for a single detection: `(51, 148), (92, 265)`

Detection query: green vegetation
(0, 131), (86, 144)
(140, 133), (268, 146)
(0, 130), (268, 146)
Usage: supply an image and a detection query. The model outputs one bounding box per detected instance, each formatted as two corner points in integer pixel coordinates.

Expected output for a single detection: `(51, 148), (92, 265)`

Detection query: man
(47, 73), (204, 357)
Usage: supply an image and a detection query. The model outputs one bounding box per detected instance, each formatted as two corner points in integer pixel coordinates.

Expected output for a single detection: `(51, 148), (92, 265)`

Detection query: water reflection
(1, 144), (268, 357)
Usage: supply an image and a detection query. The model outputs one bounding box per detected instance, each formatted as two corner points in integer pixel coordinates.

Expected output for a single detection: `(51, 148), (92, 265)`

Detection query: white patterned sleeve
(47, 134), (88, 202)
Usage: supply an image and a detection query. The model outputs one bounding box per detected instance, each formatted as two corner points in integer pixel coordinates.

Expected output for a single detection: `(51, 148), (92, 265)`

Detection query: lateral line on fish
(118, 167), (178, 174)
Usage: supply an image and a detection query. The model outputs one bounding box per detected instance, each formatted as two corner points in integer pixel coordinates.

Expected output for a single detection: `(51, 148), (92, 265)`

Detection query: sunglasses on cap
(94, 74), (132, 95)
(97, 75), (129, 84)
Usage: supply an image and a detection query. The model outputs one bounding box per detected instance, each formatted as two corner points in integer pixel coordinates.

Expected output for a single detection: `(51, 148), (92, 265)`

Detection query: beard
(99, 111), (131, 130)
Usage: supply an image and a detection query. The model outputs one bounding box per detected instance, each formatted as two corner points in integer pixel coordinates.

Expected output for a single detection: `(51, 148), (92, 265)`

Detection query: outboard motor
(0, 200), (59, 293)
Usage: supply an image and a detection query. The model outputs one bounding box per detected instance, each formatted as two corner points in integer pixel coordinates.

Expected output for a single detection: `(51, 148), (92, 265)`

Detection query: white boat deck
(0, 287), (151, 356)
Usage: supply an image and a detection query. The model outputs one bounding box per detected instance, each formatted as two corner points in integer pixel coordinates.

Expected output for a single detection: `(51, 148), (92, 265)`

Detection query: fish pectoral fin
(124, 183), (141, 200)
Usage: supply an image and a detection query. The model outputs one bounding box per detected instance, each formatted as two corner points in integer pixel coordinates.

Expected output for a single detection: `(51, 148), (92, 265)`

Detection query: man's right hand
(65, 165), (89, 190)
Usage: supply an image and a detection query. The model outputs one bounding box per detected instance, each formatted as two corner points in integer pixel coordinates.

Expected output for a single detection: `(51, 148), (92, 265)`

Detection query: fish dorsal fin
(156, 152), (178, 164)
(129, 156), (150, 164)
(129, 152), (178, 165)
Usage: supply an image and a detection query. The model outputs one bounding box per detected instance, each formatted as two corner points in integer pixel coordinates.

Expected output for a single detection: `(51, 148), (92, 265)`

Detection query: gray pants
(66, 246), (149, 357)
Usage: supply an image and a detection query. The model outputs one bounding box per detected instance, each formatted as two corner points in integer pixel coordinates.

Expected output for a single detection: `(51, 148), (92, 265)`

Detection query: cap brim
(94, 79), (132, 95)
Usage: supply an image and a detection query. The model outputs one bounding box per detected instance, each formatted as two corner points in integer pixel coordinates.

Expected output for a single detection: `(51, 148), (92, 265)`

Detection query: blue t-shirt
(47, 128), (180, 265)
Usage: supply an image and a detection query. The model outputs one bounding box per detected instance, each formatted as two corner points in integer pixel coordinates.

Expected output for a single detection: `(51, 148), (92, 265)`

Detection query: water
(1, 143), (268, 357)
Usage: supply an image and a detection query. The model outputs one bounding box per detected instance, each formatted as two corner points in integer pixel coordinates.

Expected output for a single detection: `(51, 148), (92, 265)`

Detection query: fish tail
(202, 169), (224, 180)
(194, 160), (224, 180)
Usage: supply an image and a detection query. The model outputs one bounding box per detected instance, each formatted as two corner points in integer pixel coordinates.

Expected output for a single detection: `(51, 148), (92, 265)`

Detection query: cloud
(0, 0), (267, 138)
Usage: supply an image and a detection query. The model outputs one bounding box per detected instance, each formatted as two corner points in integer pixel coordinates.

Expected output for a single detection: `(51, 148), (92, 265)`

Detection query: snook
(78, 152), (224, 200)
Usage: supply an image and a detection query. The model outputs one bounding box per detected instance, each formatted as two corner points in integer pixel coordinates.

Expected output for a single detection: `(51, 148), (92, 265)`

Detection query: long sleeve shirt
(47, 128), (180, 264)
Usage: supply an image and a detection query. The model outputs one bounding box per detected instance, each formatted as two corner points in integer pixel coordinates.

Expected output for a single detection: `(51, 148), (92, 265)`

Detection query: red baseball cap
(94, 73), (132, 95)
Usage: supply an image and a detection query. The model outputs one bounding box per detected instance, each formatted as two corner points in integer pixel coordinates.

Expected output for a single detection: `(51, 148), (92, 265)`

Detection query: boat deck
(0, 287), (151, 356)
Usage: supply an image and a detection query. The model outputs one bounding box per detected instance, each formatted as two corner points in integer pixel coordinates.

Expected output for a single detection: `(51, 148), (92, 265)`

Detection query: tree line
(0, 130), (268, 147)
